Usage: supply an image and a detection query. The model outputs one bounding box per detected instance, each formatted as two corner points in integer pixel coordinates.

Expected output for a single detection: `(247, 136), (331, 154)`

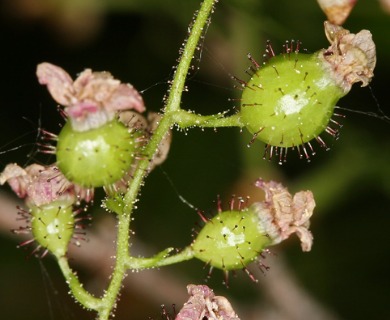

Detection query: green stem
(97, 209), (131, 320)
(94, 0), (219, 318)
(57, 256), (102, 310)
(126, 246), (195, 269)
(164, 0), (217, 113)
(123, 0), (218, 210)
(171, 109), (243, 128)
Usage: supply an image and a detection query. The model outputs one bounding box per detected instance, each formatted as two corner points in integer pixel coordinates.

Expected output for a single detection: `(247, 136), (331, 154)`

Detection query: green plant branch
(163, 0), (217, 114)
(58, 1), (231, 316)
(78, 0), (220, 319)
(123, 0), (219, 213)
(97, 209), (132, 320)
(126, 246), (195, 269)
(57, 256), (102, 310)
(58, 212), (134, 320)
(171, 109), (243, 128)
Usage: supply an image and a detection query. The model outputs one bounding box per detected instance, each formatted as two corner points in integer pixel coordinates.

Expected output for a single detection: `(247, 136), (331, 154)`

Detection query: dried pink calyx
(320, 21), (376, 94)
(252, 178), (315, 252)
(36, 62), (145, 131)
(0, 163), (93, 207)
(176, 285), (240, 320)
(316, 0), (357, 25)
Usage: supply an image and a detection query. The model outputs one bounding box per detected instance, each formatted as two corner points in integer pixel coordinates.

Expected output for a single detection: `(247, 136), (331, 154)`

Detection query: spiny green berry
(192, 209), (271, 271)
(36, 62), (147, 188)
(241, 51), (344, 151)
(31, 200), (75, 258)
(56, 118), (138, 188)
(240, 22), (376, 162)
(0, 163), (91, 258)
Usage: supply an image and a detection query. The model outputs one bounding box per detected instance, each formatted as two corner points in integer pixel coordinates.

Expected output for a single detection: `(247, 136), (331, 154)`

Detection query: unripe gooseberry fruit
(31, 200), (75, 258)
(56, 118), (137, 188)
(240, 52), (344, 151)
(192, 209), (270, 270)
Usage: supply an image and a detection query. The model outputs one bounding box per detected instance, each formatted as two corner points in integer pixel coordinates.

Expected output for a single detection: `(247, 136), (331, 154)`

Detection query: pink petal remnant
(36, 62), (145, 131)
(252, 179), (315, 252)
(316, 0), (357, 25)
(0, 163), (93, 207)
(320, 21), (376, 94)
(176, 285), (240, 320)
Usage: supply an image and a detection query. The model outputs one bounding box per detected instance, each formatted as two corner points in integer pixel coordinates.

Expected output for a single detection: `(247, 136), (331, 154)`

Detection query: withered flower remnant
(176, 285), (240, 320)
(316, 0), (357, 25)
(0, 163), (93, 207)
(252, 178), (315, 252)
(321, 21), (376, 94)
(36, 62), (145, 131)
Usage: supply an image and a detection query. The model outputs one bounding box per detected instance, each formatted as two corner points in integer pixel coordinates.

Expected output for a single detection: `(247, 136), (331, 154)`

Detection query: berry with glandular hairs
(241, 49), (343, 156)
(192, 208), (271, 271)
(30, 200), (75, 258)
(192, 195), (272, 283)
(192, 179), (316, 280)
(56, 118), (139, 188)
(0, 163), (92, 258)
(36, 62), (148, 189)
(239, 22), (376, 162)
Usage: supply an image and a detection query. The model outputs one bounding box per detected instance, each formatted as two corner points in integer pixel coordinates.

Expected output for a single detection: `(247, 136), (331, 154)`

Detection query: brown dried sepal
(317, 0), (357, 25)
(118, 111), (171, 170)
(37, 62), (145, 132)
(252, 178), (315, 252)
(108, 111), (172, 194)
(0, 163), (93, 207)
(146, 112), (172, 169)
(176, 285), (240, 320)
(320, 21), (376, 94)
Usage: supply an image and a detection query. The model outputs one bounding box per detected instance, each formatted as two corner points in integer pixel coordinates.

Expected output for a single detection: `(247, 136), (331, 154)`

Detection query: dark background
(0, 0), (389, 319)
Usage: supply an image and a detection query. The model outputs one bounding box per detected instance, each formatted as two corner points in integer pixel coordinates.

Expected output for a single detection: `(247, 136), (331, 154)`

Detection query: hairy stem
(98, 209), (131, 320)
(97, 0), (219, 318)
(58, 256), (102, 310)
(171, 109), (243, 128)
(126, 246), (195, 269)
(164, 0), (218, 113)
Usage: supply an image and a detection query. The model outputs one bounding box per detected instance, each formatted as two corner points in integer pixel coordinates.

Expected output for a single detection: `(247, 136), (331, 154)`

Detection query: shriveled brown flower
(176, 285), (240, 320)
(0, 163), (93, 207)
(145, 112), (172, 169)
(320, 21), (376, 94)
(316, 0), (357, 25)
(252, 178), (315, 252)
(36, 62), (145, 131)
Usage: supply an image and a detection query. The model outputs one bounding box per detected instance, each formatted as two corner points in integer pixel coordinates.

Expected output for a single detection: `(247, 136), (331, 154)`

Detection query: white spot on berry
(220, 226), (245, 247)
(276, 93), (309, 115)
(47, 218), (60, 235)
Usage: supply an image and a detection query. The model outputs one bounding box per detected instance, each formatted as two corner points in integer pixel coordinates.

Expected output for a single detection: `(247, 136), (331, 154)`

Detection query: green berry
(192, 209), (270, 271)
(56, 118), (137, 188)
(31, 200), (75, 258)
(241, 52), (344, 149)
